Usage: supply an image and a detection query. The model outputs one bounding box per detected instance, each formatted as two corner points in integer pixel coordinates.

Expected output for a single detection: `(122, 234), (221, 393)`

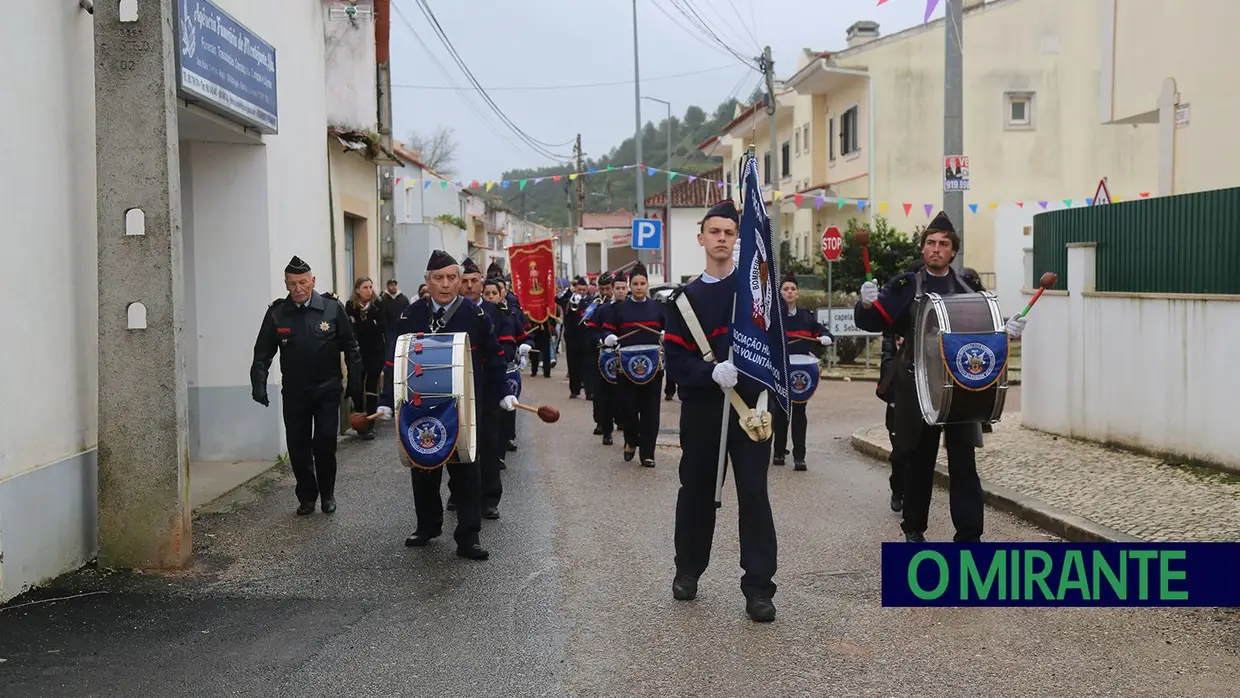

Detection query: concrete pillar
(95, 0), (191, 568)
(1064, 242), (1097, 436)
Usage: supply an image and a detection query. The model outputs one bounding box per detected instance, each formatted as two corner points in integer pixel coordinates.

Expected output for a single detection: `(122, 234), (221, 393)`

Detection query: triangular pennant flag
(1085, 198), (1094, 206)
(424, 180), (432, 190)
(588, 168), (597, 174)
(988, 202), (999, 209)
(395, 177), (401, 184)
(569, 173), (578, 181)
(669, 172), (678, 180)
(501, 180), (510, 189)
(688, 176), (697, 183)
(902, 203), (912, 216)
(519, 180), (527, 191)
(880, 202), (888, 214)
(1015, 201), (1023, 207)
(923, 203), (933, 216)
(606, 165), (615, 171)
(1038, 201), (1048, 209)
(470, 180), (479, 188)
(716, 182), (724, 190)
(877, 0), (889, 5)
(486, 181), (495, 192)
(440, 180), (447, 189)
(837, 199), (846, 210)
(553, 175), (561, 182)
(1112, 195), (1122, 202)
(794, 193), (803, 206)
(534, 178), (544, 184)
(453, 180), (462, 186)
(923, 0), (940, 23)
(1062, 199), (1072, 207)
(647, 168), (656, 176)
(1139, 192), (1150, 197)
(773, 191), (782, 201)
(857, 200), (867, 211)
(968, 203), (978, 214)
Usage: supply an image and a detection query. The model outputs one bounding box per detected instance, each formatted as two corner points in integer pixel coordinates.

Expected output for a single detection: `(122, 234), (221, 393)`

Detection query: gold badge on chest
(319, 321), (330, 331)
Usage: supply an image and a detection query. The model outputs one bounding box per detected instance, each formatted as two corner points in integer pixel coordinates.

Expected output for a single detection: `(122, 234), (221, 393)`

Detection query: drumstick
(512, 401), (560, 423)
(854, 228), (873, 282)
(1019, 272), (1058, 318)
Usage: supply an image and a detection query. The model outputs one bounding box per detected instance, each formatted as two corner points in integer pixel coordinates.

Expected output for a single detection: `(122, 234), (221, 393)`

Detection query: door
(343, 215), (356, 290)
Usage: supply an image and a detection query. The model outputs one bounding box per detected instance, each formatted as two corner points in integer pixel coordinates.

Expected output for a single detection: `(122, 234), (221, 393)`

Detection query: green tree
(683, 105), (706, 132)
(816, 215), (921, 293)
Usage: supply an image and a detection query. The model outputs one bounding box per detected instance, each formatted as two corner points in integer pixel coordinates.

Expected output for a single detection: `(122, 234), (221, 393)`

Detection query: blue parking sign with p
(631, 218), (662, 250)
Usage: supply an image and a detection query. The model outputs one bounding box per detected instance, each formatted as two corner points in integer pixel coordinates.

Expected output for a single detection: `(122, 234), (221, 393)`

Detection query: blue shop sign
(175, 0), (278, 134)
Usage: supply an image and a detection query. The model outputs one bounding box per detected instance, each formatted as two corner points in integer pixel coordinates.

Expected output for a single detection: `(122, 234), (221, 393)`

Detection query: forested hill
(494, 92), (759, 228)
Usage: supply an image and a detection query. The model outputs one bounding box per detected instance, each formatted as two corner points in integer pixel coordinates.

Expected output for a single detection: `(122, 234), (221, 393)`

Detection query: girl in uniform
(600, 262), (664, 467)
(773, 273), (833, 470)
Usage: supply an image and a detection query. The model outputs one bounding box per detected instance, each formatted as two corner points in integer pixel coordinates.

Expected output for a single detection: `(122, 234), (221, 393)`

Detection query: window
(840, 106), (859, 156)
(803, 123), (810, 152)
(1005, 92), (1035, 129)
(763, 152), (770, 184)
(828, 116), (835, 161)
(780, 141), (791, 178)
(794, 129), (801, 156)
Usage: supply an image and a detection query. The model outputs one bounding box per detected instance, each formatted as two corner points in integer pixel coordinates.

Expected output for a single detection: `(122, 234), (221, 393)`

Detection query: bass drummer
(853, 212), (1026, 543)
(600, 261), (664, 467)
(773, 272), (834, 471)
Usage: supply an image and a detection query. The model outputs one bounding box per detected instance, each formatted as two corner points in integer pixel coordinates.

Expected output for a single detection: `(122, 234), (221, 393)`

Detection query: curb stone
(849, 427), (1141, 544)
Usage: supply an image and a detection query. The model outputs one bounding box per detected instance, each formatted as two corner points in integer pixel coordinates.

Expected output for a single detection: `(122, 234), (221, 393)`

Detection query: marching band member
(663, 200), (778, 623)
(601, 261), (664, 468)
(586, 271), (629, 445)
(376, 250), (517, 560)
(772, 273), (834, 471)
(585, 272), (614, 440)
(854, 212), (1026, 543)
(484, 277), (532, 455)
(459, 257), (510, 519)
(557, 277), (594, 399)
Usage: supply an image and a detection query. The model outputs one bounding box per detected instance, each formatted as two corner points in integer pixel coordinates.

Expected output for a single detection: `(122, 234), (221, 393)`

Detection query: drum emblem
(506, 376), (520, 395)
(791, 369), (812, 392)
(954, 342), (997, 381)
(629, 355), (652, 378)
(407, 417), (449, 455)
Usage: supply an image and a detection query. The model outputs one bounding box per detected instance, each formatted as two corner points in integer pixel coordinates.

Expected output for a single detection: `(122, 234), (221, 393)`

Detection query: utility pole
(631, 0), (647, 267)
(944, 0), (964, 271)
(376, 0), (396, 284)
(574, 133), (584, 232)
(760, 46), (781, 247)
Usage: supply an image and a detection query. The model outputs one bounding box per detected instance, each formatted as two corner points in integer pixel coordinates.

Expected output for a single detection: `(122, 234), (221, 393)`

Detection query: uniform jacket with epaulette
(251, 291), (363, 398)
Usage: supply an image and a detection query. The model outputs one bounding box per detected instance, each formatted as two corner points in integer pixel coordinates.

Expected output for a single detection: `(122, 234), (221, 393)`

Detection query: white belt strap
(674, 293), (715, 364)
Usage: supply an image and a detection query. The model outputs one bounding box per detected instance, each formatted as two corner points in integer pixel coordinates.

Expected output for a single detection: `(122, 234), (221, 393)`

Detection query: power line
(642, 0), (756, 70)
(392, 64), (737, 92)
(664, 0), (757, 68)
(408, 0), (576, 157)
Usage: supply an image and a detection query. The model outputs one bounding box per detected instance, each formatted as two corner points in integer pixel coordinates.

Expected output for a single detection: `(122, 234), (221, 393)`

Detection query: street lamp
(643, 95), (672, 282)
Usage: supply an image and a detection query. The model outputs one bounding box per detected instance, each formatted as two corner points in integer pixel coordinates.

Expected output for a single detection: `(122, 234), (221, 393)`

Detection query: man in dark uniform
(556, 276), (593, 398)
(854, 212), (1026, 542)
(251, 256), (364, 516)
(376, 250), (516, 560)
(663, 200), (778, 623)
(460, 257), (506, 519)
(585, 272), (613, 438)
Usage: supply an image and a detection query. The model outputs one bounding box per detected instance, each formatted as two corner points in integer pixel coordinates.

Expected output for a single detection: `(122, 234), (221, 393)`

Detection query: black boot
(745, 595), (776, 622)
(672, 574), (697, 601)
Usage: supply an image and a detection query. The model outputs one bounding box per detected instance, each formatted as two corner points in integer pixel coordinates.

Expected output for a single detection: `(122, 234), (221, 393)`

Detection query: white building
(0, 0), (349, 602)
(645, 166), (723, 284)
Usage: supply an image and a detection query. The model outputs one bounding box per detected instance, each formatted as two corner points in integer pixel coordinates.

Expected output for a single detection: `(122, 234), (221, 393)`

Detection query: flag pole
(714, 294), (736, 508)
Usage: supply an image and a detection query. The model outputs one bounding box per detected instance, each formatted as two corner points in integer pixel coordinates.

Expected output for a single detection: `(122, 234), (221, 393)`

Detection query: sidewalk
(851, 412), (1240, 542)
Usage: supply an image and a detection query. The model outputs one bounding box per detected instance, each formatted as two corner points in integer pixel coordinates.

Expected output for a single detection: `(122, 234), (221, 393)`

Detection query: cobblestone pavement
(855, 412), (1240, 542)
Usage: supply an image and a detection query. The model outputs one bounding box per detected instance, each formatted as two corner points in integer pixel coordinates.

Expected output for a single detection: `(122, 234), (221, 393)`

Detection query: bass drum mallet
(1020, 272), (1059, 317)
(512, 400), (560, 423)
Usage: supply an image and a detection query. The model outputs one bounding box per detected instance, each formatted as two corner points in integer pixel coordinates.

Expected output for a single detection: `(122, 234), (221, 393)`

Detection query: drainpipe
(375, 0), (395, 280)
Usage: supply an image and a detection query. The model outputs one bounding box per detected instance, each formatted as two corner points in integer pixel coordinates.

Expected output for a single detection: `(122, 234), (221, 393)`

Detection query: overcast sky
(389, 0), (944, 181)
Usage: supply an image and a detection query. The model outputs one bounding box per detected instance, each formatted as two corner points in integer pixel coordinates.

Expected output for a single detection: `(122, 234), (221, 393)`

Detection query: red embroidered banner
(508, 239), (559, 324)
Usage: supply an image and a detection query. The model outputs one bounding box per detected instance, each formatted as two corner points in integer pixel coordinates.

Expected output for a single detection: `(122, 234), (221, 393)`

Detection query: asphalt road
(1, 369), (1237, 697)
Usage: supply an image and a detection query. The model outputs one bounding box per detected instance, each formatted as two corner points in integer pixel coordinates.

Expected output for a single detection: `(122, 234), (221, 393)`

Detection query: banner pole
(714, 294), (736, 508)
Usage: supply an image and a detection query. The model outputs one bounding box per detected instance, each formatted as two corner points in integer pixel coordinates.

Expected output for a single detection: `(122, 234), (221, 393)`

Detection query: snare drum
(788, 354), (821, 403)
(393, 332), (476, 469)
(598, 346), (619, 384)
(505, 361), (522, 400)
(619, 343), (663, 384)
(912, 292), (1009, 426)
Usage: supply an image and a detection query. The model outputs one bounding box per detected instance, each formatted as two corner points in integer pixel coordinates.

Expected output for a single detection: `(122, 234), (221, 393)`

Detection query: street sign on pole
(820, 225), (843, 263)
(631, 218), (662, 250)
(815, 308), (881, 338)
(1092, 177), (1111, 205)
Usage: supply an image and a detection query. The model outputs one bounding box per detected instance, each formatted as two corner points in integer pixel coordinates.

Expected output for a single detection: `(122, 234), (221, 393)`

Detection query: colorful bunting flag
(923, 203), (934, 216)
(902, 203), (912, 216)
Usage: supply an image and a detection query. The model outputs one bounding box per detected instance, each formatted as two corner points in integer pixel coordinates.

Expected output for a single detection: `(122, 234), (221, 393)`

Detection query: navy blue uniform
(381, 296), (510, 548)
(585, 298), (618, 439)
(557, 289), (595, 397)
(664, 273), (777, 600)
(854, 268), (986, 542)
(487, 300), (531, 448)
(252, 291), (363, 508)
(773, 307), (833, 465)
(601, 296), (665, 464)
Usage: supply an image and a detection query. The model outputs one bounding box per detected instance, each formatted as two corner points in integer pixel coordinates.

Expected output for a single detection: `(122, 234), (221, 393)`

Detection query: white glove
(603, 334), (618, 347)
(376, 406), (393, 421)
(1005, 314), (1027, 338)
(500, 395), (518, 412)
(571, 293), (582, 305)
(518, 344), (531, 357)
(860, 281), (879, 305)
(659, 330), (665, 339)
(818, 335), (834, 346)
(519, 355), (528, 370)
(711, 360), (739, 389)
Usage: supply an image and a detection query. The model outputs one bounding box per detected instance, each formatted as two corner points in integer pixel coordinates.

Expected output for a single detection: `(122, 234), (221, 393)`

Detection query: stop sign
(821, 226), (843, 262)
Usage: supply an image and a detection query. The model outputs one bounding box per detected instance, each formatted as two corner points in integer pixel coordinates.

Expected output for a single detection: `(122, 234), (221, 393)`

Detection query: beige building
(1102, 0), (1240, 196)
(701, 0), (1159, 309)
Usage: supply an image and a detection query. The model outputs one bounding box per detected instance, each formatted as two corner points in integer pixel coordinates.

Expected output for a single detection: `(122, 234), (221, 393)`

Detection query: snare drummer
(600, 261), (665, 468)
(585, 272), (615, 442)
(773, 273), (834, 471)
(854, 212), (1026, 542)
(483, 276), (532, 455)
(376, 250), (517, 560)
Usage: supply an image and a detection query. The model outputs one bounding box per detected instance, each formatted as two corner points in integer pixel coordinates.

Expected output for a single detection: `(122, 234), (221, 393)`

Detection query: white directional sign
(815, 307), (881, 338)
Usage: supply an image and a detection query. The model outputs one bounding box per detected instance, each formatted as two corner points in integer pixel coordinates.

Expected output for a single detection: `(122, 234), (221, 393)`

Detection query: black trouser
(411, 461), (482, 548)
(664, 377), (677, 399)
(282, 388), (341, 504)
(501, 409), (516, 444)
(594, 377), (615, 435)
(357, 345), (384, 433)
(582, 346), (600, 401)
(885, 402), (906, 499)
(772, 401), (808, 462)
(565, 332), (588, 396)
(619, 373), (662, 461)
(900, 423), (983, 541)
(479, 406), (504, 509)
(674, 398), (777, 599)
(530, 330), (552, 377)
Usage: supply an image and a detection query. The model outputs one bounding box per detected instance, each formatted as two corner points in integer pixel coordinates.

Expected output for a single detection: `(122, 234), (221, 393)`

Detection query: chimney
(846, 21), (880, 49)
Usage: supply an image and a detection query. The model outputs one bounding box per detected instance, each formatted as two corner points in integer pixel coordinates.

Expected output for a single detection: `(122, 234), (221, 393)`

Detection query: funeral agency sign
(175, 0), (279, 134)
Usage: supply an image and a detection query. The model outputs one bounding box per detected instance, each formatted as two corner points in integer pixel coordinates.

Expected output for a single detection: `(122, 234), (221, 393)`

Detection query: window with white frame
(1005, 92), (1034, 129)
(781, 141), (791, 178)
(803, 123), (810, 152)
(794, 129), (801, 156)
(840, 106), (859, 156)
(828, 116), (836, 161)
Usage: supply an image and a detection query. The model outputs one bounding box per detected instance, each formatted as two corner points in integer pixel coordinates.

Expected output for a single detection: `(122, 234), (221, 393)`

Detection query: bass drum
(912, 291), (1009, 426)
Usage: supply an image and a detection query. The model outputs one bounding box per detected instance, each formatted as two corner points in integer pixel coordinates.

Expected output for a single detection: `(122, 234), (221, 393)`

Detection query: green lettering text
(1023, 550), (1054, 600)
(909, 550), (949, 600)
(1159, 550), (1188, 601)
(1092, 550), (1126, 600)
(1129, 550), (1158, 600)
(961, 550), (1005, 600)
(1056, 550), (1090, 600)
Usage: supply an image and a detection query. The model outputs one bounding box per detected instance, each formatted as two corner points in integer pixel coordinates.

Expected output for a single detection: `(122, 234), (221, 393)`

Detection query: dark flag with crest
(731, 152), (792, 417)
